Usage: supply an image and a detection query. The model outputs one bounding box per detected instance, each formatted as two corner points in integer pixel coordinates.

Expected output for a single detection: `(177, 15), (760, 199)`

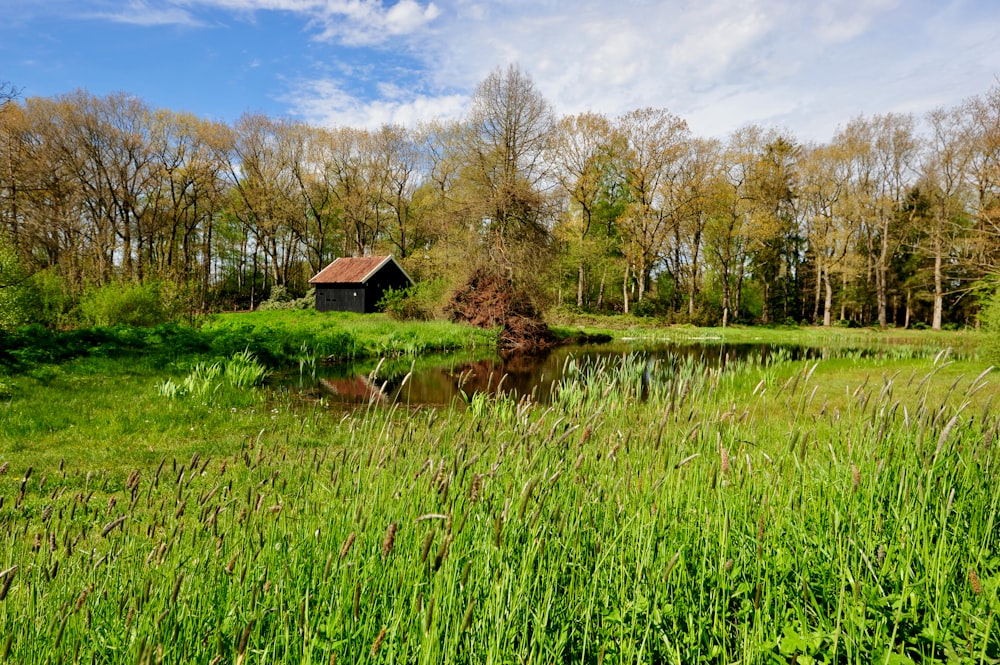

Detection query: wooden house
(309, 255), (413, 313)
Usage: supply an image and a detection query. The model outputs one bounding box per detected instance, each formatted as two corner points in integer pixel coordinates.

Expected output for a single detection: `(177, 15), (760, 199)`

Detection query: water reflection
(304, 341), (827, 407)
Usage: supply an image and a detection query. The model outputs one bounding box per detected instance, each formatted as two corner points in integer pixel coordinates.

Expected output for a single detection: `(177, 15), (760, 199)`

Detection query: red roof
(310, 255), (402, 284)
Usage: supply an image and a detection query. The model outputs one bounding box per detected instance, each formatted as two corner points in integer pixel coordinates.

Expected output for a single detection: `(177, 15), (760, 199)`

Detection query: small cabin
(309, 255), (413, 313)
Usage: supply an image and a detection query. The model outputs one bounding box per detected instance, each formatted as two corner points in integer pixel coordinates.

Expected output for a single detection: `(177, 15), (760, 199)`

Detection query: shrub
(25, 269), (73, 328)
(380, 279), (447, 321)
(257, 285), (314, 311)
(979, 286), (1000, 363)
(0, 239), (32, 331)
(630, 298), (660, 319)
(77, 281), (171, 327)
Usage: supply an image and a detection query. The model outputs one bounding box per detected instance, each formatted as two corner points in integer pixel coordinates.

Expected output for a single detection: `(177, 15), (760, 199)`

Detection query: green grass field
(0, 318), (998, 663)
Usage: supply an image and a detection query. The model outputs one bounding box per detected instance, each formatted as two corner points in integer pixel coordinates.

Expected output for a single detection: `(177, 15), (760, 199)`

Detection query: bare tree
(464, 64), (557, 281)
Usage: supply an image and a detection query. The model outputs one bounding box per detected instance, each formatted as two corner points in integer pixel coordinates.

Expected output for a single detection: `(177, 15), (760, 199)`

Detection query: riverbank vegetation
(0, 330), (997, 663)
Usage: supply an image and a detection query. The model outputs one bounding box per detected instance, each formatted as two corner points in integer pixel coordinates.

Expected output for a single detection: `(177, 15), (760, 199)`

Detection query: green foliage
(0, 343), (998, 663)
(156, 349), (268, 400)
(978, 285), (1000, 363)
(379, 279), (448, 321)
(24, 268), (74, 328)
(256, 285), (315, 311)
(0, 238), (32, 331)
(77, 280), (176, 327)
(0, 323), (213, 371)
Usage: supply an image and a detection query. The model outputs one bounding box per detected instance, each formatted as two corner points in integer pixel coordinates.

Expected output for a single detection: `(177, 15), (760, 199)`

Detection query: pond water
(285, 340), (837, 408)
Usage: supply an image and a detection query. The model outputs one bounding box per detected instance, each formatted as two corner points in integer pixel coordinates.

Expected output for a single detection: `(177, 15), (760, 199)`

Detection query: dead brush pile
(445, 269), (556, 355)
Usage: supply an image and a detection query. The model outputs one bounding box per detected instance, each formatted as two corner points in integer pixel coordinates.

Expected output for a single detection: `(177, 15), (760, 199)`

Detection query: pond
(285, 340), (849, 408)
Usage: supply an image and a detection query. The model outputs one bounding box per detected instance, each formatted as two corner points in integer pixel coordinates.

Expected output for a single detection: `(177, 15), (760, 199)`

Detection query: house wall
(315, 285), (366, 313)
(362, 262), (412, 313)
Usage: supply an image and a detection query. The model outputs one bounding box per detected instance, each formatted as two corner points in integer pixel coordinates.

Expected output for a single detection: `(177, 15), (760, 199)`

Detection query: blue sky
(3, 0), (1000, 142)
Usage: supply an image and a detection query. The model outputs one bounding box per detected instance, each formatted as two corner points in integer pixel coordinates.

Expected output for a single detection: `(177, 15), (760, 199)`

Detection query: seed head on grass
(420, 531), (435, 563)
(970, 568), (983, 595)
(235, 620), (254, 665)
(0, 566), (17, 601)
(371, 627), (387, 656)
(74, 584), (93, 613)
(468, 474), (482, 503)
(460, 599), (476, 632)
(382, 523), (397, 558)
(756, 512), (766, 558)
(339, 532), (356, 560)
(663, 550), (681, 581)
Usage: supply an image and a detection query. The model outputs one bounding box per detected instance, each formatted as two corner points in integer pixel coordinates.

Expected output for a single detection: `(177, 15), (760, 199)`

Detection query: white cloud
(813, 0), (901, 43)
(286, 77), (467, 128)
(77, 0), (1000, 142)
(91, 0), (202, 26)
(183, 0), (442, 44)
(384, 0), (440, 35)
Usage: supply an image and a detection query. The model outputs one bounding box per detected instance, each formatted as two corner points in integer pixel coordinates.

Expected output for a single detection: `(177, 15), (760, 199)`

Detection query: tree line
(2, 66), (1000, 329)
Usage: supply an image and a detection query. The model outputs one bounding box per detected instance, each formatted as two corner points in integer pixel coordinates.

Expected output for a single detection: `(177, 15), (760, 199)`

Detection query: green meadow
(0, 315), (998, 663)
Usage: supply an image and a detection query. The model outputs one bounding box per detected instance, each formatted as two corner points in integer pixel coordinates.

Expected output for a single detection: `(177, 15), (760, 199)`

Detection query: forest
(2, 66), (1000, 330)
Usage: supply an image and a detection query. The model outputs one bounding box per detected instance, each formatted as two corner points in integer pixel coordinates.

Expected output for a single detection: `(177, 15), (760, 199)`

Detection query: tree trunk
(823, 269), (833, 327)
(840, 271), (848, 322)
(597, 268), (606, 311)
(577, 263), (585, 308)
(877, 226), (889, 329)
(761, 283), (770, 324)
(622, 264), (630, 314)
(813, 258), (822, 324)
(932, 239), (943, 330)
(721, 272), (730, 328)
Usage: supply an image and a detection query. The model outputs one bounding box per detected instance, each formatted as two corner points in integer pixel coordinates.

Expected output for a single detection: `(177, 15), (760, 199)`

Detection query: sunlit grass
(0, 336), (998, 663)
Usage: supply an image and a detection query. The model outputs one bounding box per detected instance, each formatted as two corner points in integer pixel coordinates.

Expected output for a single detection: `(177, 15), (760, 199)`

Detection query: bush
(380, 279), (448, 321)
(0, 239), (32, 331)
(77, 281), (171, 327)
(630, 298), (660, 319)
(25, 269), (73, 328)
(257, 285), (314, 311)
(979, 286), (1000, 363)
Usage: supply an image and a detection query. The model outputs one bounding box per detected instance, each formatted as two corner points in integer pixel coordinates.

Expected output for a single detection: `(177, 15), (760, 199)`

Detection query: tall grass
(0, 349), (997, 663)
